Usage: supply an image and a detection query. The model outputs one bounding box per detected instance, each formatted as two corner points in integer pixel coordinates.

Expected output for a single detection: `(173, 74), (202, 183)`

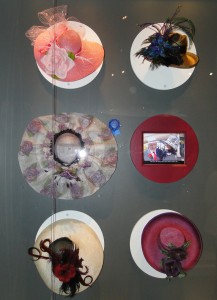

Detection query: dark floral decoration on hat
(160, 241), (190, 280)
(28, 237), (93, 297)
(136, 6), (198, 69)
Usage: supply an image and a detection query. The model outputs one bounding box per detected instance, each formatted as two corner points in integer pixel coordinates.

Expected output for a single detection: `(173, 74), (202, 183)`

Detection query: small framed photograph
(130, 115), (199, 183)
(143, 133), (185, 164)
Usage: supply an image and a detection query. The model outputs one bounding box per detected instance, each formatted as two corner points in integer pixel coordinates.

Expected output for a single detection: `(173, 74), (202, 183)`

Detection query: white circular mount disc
(36, 210), (104, 250)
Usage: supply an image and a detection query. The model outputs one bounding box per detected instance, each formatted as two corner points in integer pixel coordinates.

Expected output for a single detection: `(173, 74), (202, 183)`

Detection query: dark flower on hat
(28, 237), (93, 297)
(166, 246), (188, 261)
(161, 258), (184, 278)
(20, 141), (33, 156)
(53, 264), (76, 282)
(59, 169), (79, 180)
(160, 241), (190, 280)
(136, 5), (196, 69)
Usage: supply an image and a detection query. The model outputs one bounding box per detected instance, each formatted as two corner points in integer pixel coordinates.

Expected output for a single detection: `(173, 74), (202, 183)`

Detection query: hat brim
(34, 210), (104, 295)
(171, 52), (199, 69)
(18, 113), (118, 199)
(34, 21), (104, 88)
(141, 212), (202, 273)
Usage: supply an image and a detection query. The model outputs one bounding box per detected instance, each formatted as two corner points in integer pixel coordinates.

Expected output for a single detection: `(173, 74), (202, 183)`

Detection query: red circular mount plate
(130, 115), (199, 183)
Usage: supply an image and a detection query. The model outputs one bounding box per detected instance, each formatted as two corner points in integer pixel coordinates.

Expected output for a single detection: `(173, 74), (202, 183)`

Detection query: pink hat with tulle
(26, 5), (104, 84)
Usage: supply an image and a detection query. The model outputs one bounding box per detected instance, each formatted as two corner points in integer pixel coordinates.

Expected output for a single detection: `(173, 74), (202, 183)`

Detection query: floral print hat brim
(26, 5), (104, 82)
(18, 113), (118, 199)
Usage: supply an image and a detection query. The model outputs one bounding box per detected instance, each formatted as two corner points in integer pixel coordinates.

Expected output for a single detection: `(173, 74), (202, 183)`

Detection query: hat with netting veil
(25, 5), (104, 83)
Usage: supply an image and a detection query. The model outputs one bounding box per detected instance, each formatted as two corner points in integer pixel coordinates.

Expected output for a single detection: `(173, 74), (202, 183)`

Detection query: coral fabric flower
(41, 43), (75, 79)
(53, 264), (76, 282)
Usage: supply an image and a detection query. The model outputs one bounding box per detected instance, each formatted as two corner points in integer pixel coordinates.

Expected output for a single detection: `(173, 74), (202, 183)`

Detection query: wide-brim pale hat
(32, 210), (104, 296)
(18, 112), (118, 199)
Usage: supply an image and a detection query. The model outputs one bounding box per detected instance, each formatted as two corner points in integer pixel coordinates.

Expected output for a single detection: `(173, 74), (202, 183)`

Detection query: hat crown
(159, 227), (185, 249)
(49, 237), (74, 256)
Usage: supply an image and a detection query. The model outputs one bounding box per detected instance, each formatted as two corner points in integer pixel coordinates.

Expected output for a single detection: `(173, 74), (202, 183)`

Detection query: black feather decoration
(136, 5), (197, 69)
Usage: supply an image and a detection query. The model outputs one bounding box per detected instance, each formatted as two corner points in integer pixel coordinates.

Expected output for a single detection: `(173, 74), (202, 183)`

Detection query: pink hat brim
(34, 21), (104, 82)
(141, 212), (202, 272)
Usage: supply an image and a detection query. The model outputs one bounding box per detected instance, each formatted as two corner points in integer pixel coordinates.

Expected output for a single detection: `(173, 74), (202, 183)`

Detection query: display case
(1, 1), (217, 299)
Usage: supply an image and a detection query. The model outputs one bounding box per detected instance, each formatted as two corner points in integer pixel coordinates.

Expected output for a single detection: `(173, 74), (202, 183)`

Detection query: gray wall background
(1, 0), (217, 299)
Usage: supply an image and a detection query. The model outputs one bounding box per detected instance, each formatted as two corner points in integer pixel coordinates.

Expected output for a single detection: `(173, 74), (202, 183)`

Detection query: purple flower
(46, 131), (54, 140)
(160, 241), (190, 279)
(88, 170), (106, 187)
(98, 128), (112, 141)
(55, 114), (69, 123)
(41, 142), (51, 148)
(102, 150), (117, 166)
(83, 137), (93, 146)
(27, 119), (42, 135)
(162, 258), (183, 278)
(40, 182), (57, 198)
(80, 160), (92, 168)
(47, 160), (56, 168)
(70, 183), (83, 198)
(79, 116), (93, 128)
(58, 124), (67, 131)
(23, 166), (39, 182)
(20, 141), (33, 155)
(60, 170), (78, 180)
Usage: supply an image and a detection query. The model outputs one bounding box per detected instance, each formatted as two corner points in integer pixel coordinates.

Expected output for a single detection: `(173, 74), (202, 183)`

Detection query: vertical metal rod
(51, 1), (58, 299)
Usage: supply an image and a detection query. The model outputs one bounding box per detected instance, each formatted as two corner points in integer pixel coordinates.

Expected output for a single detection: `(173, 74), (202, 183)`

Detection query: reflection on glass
(53, 130), (85, 166)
